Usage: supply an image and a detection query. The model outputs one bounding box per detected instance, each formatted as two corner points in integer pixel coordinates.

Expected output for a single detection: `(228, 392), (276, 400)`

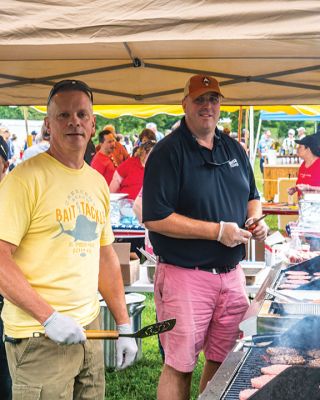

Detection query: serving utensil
(138, 247), (157, 264)
(86, 318), (176, 339)
(241, 333), (280, 348)
(266, 288), (310, 303)
(33, 318), (176, 340)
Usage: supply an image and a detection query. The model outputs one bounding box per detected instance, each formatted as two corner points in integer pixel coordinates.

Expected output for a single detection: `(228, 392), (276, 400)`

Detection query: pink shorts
(154, 263), (249, 373)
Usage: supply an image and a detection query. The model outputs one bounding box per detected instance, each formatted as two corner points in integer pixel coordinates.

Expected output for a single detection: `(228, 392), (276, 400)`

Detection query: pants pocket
(13, 384), (41, 400)
(154, 264), (165, 301)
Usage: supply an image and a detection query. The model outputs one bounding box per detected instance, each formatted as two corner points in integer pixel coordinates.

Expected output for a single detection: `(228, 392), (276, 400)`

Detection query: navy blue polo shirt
(142, 118), (259, 269)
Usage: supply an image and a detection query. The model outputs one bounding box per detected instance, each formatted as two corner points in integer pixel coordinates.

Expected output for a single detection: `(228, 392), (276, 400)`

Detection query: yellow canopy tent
(33, 104), (320, 166)
(32, 105), (320, 119)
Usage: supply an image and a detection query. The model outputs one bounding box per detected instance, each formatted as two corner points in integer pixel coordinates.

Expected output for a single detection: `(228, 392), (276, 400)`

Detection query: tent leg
(249, 106), (255, 167)
(253, 118), (262, 167)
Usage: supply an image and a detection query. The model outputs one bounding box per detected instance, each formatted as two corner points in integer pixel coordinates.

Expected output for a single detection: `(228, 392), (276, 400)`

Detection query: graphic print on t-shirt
(299, 172), (311, 180)
(53, 189), (106, 257)
(55, 215), (98, 241)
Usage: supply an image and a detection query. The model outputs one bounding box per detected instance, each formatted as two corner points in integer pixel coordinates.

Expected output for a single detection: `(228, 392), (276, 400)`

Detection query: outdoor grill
(270, 301), (320, 316)
(200, 316), (320, 400)
(221, 347), (268, 399)
(256, 298), (320, 335)
(250, 256), (320, 334)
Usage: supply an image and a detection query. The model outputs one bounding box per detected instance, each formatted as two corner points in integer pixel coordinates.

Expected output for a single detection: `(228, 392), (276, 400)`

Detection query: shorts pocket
(13, 384), (41, 400)
(154, 264), (166, 301)
(15, 338), (39, 367)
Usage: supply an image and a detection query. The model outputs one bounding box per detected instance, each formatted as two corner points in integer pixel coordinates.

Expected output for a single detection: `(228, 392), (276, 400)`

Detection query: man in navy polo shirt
(143, 75), (268, 400)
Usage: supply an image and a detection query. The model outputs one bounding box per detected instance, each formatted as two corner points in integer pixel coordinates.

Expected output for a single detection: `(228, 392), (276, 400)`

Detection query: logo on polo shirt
(228, 158), (239, 168)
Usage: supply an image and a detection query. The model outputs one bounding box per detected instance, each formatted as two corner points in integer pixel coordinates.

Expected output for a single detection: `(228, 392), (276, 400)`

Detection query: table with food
(110, 193), (145, 239)
(262, 202), (299, 216)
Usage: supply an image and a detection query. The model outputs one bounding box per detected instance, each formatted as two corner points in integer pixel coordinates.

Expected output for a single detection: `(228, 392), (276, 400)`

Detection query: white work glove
(116, 323), (138, 370)
(217, 221), (251, 248)
(43, 311), (86, 345)
(245, 217), (269, 242)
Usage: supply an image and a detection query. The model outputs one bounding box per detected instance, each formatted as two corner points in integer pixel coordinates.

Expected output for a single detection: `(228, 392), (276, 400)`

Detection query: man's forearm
(0, 243), (54, 325)
(98, 245), (130, 325)
(144, 213), (220, 240)
(246, 199), (263, 221)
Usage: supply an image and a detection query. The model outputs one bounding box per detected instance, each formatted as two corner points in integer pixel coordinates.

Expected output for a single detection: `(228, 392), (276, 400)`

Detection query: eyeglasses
(141, 140), (156, 147)
(193, 94), (221, 106)
(47, 80), (93, 105)
(196, 137), (231, 167)
(140, 140), (156, 152)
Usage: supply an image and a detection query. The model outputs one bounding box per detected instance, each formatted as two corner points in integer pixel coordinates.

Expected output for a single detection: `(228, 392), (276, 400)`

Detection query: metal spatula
(266, 288), (309, 303)
(138, 247), (157, 264)
(86, 318), (176, 339)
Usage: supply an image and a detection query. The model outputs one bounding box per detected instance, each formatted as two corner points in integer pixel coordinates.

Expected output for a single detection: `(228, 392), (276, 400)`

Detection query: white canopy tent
(0, 0), (320, 106)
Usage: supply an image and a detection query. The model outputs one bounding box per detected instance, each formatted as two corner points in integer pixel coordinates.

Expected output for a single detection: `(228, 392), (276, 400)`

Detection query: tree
(0, 106), (44, 120)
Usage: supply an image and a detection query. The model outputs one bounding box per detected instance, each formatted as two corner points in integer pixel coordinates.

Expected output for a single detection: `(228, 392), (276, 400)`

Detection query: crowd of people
(257, 126), (318, 174)
(0, 75), (319, 400)
(88, 125), (159, 200)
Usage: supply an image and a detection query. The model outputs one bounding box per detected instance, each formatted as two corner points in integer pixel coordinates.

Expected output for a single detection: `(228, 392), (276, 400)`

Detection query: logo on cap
(203, 77), (210, 86)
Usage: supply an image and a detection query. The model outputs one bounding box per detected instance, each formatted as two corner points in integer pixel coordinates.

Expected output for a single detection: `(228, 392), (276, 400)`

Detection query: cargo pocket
(12, 384), (41, 400)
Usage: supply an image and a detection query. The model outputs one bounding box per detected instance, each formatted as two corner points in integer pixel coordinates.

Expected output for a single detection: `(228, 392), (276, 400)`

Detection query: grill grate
(221, 317), (320, 400)
(221, 348), (269, 400)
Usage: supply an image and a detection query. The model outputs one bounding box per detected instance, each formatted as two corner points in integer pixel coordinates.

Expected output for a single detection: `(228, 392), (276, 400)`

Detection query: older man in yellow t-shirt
(0, 80), (137, 399)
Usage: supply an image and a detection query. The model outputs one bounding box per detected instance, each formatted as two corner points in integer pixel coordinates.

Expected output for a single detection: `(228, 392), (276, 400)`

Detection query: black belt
(157, 256), (237, 274)
(4, 335), (22, 344)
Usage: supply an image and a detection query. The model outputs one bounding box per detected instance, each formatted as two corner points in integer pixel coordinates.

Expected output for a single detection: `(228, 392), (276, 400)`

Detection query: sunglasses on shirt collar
(47, 80), (93, 106)
(194, 135), (231, 167)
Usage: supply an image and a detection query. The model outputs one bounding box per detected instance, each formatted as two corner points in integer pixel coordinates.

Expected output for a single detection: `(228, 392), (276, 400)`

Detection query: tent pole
(238, 106), (243, 139)
(249, 106), (255, 167)
(244, 108), (249, 144)
(253, 118), (262, 168)
(22, 106), (33, 147)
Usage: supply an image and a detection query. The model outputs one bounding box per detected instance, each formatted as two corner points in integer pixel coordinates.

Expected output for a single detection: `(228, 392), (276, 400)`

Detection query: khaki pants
(5, 316), (105, 400)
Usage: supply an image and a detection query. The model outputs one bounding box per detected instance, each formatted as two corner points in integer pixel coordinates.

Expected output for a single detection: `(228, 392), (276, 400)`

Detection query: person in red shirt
(90, 130), (116, 184)
(109, 140), (155, 200)
(288, 132), (320, 197)
(103, 124), (129, 166)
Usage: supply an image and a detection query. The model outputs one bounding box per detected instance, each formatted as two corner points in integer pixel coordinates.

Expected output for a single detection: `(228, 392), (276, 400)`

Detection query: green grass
(105, 293), (204, 399)
(104, 160), (279, 399)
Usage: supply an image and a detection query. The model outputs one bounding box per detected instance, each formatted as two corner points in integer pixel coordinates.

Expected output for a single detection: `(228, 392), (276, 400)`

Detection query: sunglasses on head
(193, 94), (221, 106)
(47, 80), (93, 105)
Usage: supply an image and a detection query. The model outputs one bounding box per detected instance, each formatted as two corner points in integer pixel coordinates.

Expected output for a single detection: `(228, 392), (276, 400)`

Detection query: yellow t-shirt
(0, 153), (114, 337)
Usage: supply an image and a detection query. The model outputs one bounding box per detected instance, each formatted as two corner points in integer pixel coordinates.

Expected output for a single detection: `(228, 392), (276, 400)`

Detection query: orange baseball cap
(183, 75), (224, 100)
